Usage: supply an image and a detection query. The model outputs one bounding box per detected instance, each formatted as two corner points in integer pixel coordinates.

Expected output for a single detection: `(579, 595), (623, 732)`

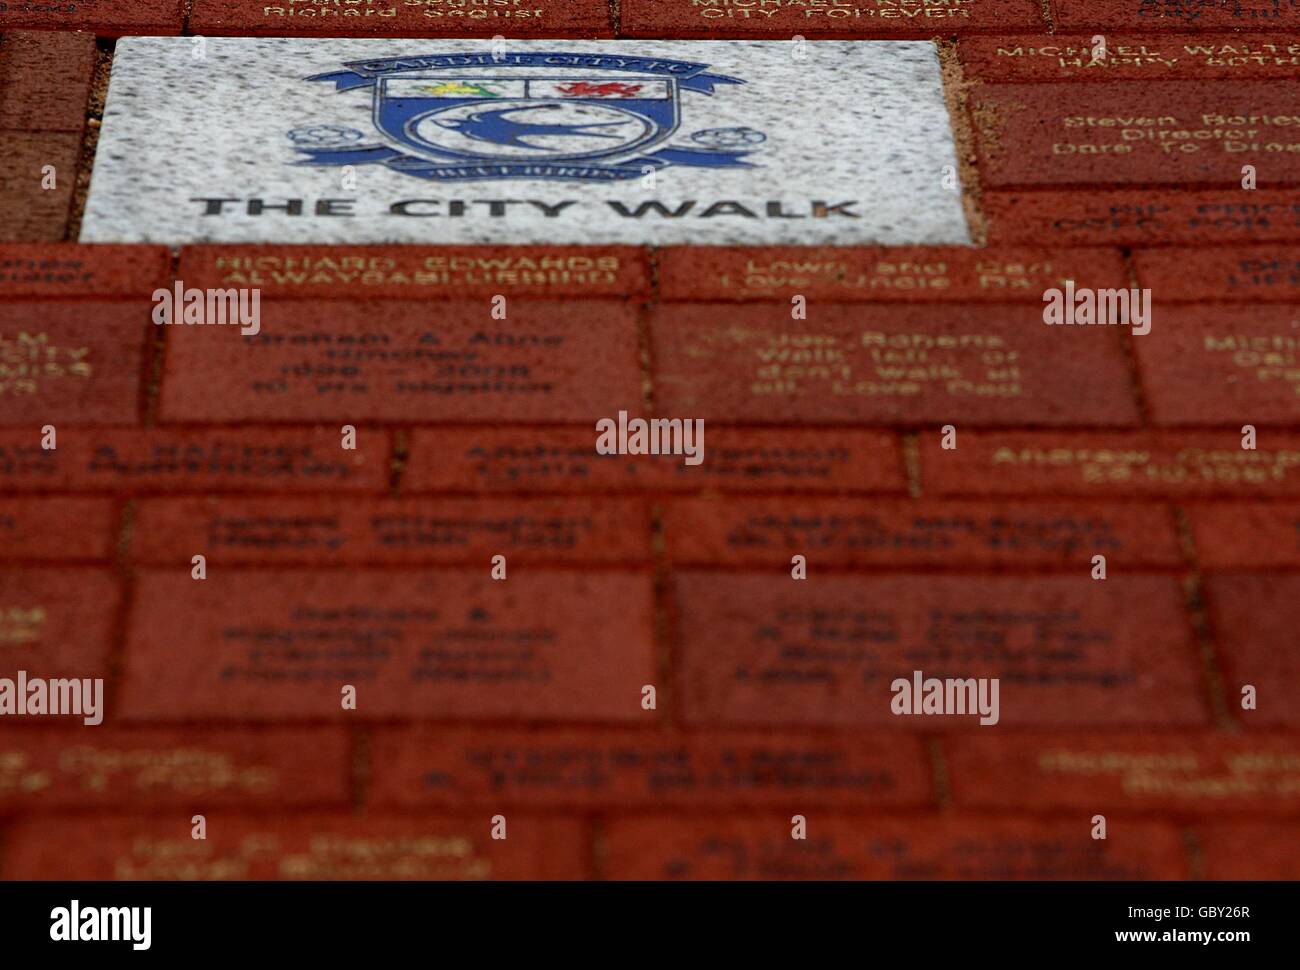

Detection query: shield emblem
(374, 75), (680, 163)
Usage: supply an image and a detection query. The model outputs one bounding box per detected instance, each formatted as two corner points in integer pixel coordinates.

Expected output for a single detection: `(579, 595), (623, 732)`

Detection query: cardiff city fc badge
(289, 51), (765, 183)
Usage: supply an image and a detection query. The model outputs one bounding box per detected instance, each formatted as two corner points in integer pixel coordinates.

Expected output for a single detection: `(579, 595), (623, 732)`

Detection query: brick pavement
(0, 12), (1297, 881)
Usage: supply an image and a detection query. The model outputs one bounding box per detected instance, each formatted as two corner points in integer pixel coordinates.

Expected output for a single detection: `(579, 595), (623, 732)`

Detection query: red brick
(0, 726), (351, 812)
(984, 189), (1300, 245)
(0, 814), (587, 879)
(664, 497), (1183, 568)
(121, 569), (654, 721)
(0, 567), (118, 677)
(0, 427), (385, 493)
(1200, 823), (1300, 879)
(0, 301), (147, 425)
(960, 33), (1300, 82)
(619, 0), (1045, 38)
(1052, 0), (1300, 32)
(129, 496), (651, 566)
(159, 299), (640, 423)
(0, 31), (94, 132)
(650, 303), (1139, 426)
(674, 572), (1205, 727)
(178, 245), (647, 301)
(1134, 245), (1300, 300)
(368, 727), (933, 810)
(0, 0), (183, 33)
(920, 430), (1300, 497)
(1132, 305), (1300, 426)
(972, 82), (1300, 188)
(403, 426), (906, 495)
(602, 816), (1186, 879)
(0, 244), (171, 298)
(0, 132), (78, 241)
(190, 0), (613, 36)
(1204, 574), (1300, 726)
(1186, 501), (1300, 568)
(946, 731), (1300, 815)
(0, 497), (114, 561)
(657, 246), (1126, 302)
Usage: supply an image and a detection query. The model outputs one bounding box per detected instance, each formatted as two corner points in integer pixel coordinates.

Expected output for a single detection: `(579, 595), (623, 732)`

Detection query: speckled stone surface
(80, 37), (971, 246)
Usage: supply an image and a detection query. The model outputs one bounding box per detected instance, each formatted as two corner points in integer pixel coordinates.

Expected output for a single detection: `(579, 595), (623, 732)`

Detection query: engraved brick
(368, 727), (933, 809)
(960, 33), (1300, 82)
(0, 497), (114, 561)
(0, 814), (588, 879)
(0, 726), (351, 812)
(0, 0), (183, 33)
(189, 0), (614, 37)
(1052, 0), (1300, 32)
(0, 30), (95, 132)
(402, 426), (906, 494)
(602, 816), (1186, 879)
(0, 244), (171, 298)
(984, 189), (1300, 246)
(0, 133), (79, 241)
(664, 496), (1183, 568)
(0, 302), (147, 425)
(177, 245), (648, 300)
(650, 302), (1139, 426)
(121, 569), (654, 721)
(920, 430), (1300, 497)
(1204, 574), (1300, 726)
(1133, 305), (1300, 425)
(946, 731), (1300, 815)
(674, 572), (1206, 727)
(130, 496), (651, 565)
(619, 0), (1045, 38)
(158, 300), (640, 423)
(1200, 823), (1300, 879)
(971, 81), (1300, 188)
(1133, 245), (1300, 301)
(0, 427), (386, 493)
(657, 246), (1126, 302)
(0, 567), (118, 677)
(1186, 501), (1300, 568)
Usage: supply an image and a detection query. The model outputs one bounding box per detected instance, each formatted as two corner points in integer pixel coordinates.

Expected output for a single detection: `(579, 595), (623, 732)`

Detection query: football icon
(689, 127), (766, 149)
(287, 125), (366, 147)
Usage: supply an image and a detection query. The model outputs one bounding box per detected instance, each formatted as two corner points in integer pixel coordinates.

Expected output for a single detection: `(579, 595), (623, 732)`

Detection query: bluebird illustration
(436, 104), (630, 149)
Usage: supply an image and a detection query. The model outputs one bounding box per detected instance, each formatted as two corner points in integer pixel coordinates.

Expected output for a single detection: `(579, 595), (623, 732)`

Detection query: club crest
(291, 51), (765, 183)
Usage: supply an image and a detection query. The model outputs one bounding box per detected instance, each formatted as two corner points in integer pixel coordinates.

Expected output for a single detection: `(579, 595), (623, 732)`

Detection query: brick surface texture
(0, 7), (1297, 887)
